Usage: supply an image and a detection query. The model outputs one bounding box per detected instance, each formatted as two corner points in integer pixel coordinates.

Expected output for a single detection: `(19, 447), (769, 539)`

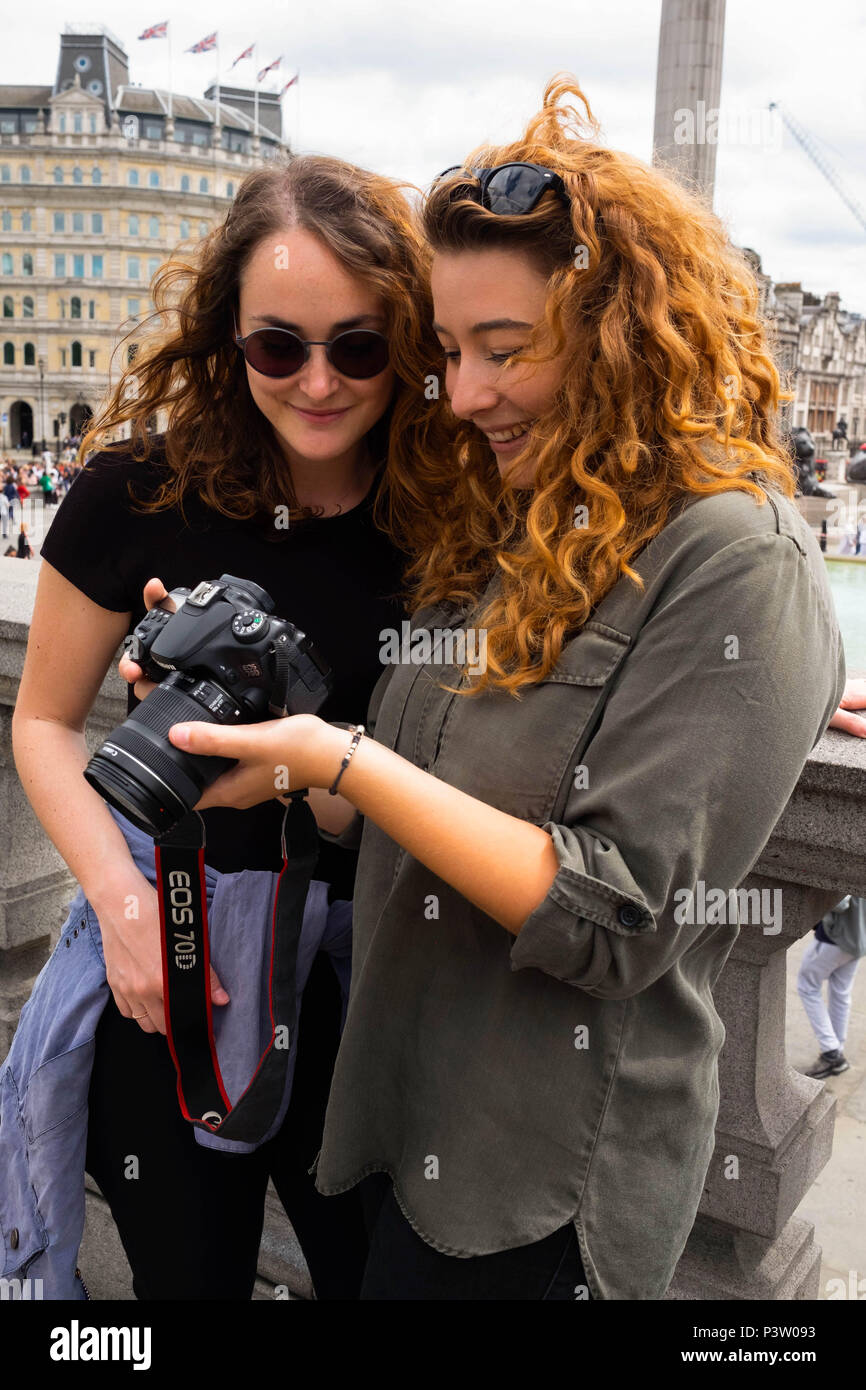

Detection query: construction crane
(769, 102), (866, 237)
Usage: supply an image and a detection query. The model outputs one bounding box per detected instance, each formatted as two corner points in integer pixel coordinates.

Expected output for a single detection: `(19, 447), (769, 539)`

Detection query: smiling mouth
(483, 422), (531, 443)
(291, 405), (351, 419)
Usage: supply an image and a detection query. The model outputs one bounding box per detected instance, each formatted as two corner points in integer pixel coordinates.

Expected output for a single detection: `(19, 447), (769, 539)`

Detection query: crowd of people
(1, 447), (82, 558)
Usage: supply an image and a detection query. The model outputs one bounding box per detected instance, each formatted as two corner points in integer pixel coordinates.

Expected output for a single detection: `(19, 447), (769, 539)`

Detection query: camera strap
(153, 790), (319, 1145)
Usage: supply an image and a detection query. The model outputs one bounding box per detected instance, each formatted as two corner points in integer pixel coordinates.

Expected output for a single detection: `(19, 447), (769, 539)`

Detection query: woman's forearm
(12, 715), (149, 912)
(323, 726), (559, 936)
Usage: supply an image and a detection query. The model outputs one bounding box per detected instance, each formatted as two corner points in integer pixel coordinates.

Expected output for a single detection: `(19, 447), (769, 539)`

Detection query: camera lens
(84, 672), (244, 837)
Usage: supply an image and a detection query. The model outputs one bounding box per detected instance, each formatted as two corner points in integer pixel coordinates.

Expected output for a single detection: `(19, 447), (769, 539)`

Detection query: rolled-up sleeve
(510, 530), (846, 998)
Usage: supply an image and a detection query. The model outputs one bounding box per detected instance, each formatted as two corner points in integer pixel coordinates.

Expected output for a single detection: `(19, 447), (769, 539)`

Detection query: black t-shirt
(40, 438), (408, 890)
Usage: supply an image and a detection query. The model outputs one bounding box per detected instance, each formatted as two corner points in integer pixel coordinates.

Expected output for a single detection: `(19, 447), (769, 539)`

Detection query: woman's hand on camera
(117, 575), (176, 700)
(166, 714), (339, 811)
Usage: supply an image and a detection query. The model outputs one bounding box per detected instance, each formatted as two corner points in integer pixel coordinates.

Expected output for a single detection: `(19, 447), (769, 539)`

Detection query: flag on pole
(138, 21), (168, 40)
(231, 43), (254, 69)
(257, 55), (282, 82)
(280, 73), (299, 96)
(186, 31), (217, 54)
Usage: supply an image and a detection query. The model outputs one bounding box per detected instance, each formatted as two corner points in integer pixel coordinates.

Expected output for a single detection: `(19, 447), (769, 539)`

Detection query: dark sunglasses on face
(233, 314), (390, 380)
(433, 161), (569, 215)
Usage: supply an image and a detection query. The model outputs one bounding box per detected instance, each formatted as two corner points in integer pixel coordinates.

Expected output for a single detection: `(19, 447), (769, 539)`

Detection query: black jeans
(358, 1173), (593, 1300)
(85, 950), (368, 1300)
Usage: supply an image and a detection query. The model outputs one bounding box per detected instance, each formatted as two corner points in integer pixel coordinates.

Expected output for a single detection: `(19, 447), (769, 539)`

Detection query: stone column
(668, 729), (866, 1298)
(652, 0), (728, 206)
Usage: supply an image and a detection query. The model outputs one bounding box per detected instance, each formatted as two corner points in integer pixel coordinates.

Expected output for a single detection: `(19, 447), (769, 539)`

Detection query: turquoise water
(825, 561), (866, 674)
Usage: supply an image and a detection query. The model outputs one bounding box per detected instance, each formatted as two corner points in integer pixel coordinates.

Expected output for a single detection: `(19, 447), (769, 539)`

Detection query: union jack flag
(138, 22), (168, 40)
(186, 32), (217, 54)
(257, 55), (282, 82)
(230, 44), (254, 69)
(280, 73), (299, 96)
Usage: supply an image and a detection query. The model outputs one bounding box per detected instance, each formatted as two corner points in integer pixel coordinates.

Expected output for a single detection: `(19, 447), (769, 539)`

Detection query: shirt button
(10, 1228), (19, 1249)
(617, 903), (643, 928)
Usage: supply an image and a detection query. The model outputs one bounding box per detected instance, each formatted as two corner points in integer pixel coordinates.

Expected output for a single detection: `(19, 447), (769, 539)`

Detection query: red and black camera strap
(153, 790), (318, 1144)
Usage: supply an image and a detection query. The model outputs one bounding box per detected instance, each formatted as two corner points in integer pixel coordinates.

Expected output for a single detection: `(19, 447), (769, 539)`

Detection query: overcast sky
(4, 0), (865, 310)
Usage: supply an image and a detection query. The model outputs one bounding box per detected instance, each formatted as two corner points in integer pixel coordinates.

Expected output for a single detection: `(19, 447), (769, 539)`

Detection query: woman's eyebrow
(432, 318), (532, 335)
(249, 312), (385, 331)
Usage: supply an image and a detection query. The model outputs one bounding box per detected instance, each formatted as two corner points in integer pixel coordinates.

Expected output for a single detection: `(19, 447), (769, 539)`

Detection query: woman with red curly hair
(157, 78), (847, 1300)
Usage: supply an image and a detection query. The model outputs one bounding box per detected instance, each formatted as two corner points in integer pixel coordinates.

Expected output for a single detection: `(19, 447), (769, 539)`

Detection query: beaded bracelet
(328, 723), (366, 796)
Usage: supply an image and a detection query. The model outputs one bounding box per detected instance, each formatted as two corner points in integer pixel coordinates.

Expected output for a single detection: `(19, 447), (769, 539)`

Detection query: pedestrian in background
(798, 895), (866, 1076)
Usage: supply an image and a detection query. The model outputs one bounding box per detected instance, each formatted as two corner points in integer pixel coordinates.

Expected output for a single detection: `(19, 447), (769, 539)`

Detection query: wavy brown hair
(413, 75), (798, 696)
(79, 155), (451, 540)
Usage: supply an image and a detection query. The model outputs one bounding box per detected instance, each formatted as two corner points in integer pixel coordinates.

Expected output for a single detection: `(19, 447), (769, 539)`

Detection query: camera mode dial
(231, 610), (269, 643)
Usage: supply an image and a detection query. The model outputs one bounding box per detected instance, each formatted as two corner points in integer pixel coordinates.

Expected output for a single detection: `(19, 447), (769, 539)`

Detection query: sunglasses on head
(233, 314), (390, 380)
(433, 161), (569, 215)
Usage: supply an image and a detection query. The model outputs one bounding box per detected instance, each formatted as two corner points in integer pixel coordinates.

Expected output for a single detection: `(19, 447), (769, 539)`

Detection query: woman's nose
(447, 362), (500, 421)
(295, 344), (343, 400)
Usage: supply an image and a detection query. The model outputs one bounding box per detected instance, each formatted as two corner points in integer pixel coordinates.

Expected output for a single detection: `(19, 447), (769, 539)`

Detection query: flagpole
(295, 75), (301, 153)
(166, 21), (173, 121)
(215, 32), (221, 130)
(253, 44), (259, 139)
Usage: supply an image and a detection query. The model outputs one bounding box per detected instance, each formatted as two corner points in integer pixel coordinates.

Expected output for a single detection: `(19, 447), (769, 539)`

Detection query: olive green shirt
(314, 482), (846, 1299)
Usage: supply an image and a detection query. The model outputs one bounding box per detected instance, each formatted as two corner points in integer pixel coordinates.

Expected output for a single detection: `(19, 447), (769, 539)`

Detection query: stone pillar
(652, 0), (727, 206)
(668, 729), (866, 1298)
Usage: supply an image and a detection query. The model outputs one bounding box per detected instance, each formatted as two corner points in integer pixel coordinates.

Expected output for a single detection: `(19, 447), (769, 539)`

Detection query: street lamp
(37, 355), (45, 455)
(57, 411), (66, 464)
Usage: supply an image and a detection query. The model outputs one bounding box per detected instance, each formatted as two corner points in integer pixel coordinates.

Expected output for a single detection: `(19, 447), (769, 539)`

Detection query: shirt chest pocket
(423, 620), (631, 824)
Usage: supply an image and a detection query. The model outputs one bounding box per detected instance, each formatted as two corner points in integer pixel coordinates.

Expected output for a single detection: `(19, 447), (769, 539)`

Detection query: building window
(71, 340), (82, 367)
(54, 254), (66, 276)
(72, 211), (84, 233)
(73, 114), (83, 134)
(147, 256), (160, 279)
(128, 214), (139, 236)
(199, 222), (208, 239)
(91, 254), (103, 277)
(21, 253), (32, 276)
(0, 165), (9, 183)
(73, 166), (83, 185)
(148, 215), (159, 238)
(3, 342), (14, 364)
(127, 297), (140, 318)
(71, 296), (81, 319)
(92, 167), (102, 185)
(88, 299), (95, 318)
(1, 253), (12, 275)
(23, 295), (33, 317)
(1, 212), (10, 231)
(2, 295), (12, 317)
(148, 170), (160, 188)
(128, 169), (140, 187)
(59, 115), (66, 133)
(54, 166), (63, 183)
(143, 121), (162, 139)
(89, 114), (97, 134)
(128, 257), (140, 280)
(91, 212), (102, 234)
(179, 219), (190, 239)
(53, 211), (65, 233)
(180, 174), (191, 192)
(89, 349), (96, 367)
(21, 211), (31, 231)
(226, 181), (234, 196)
(199, 176), (209, 193)
(24, 342), (35, 365)
(72, 254), (85, 278)
(19, 166), (31, 183)
(807, 379), (839, 436)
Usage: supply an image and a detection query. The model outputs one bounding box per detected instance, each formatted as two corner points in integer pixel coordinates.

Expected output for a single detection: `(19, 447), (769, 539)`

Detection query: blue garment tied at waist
(0, 802), (352, 1299)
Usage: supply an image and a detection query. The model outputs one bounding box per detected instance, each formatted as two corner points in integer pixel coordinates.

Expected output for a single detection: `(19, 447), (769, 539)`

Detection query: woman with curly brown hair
(10, 155), (446, 1299)
(149, 78), (847, 1299)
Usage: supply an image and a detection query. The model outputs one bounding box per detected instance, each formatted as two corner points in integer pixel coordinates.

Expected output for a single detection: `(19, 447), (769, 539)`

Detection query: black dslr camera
(84, 574), (332, 837)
